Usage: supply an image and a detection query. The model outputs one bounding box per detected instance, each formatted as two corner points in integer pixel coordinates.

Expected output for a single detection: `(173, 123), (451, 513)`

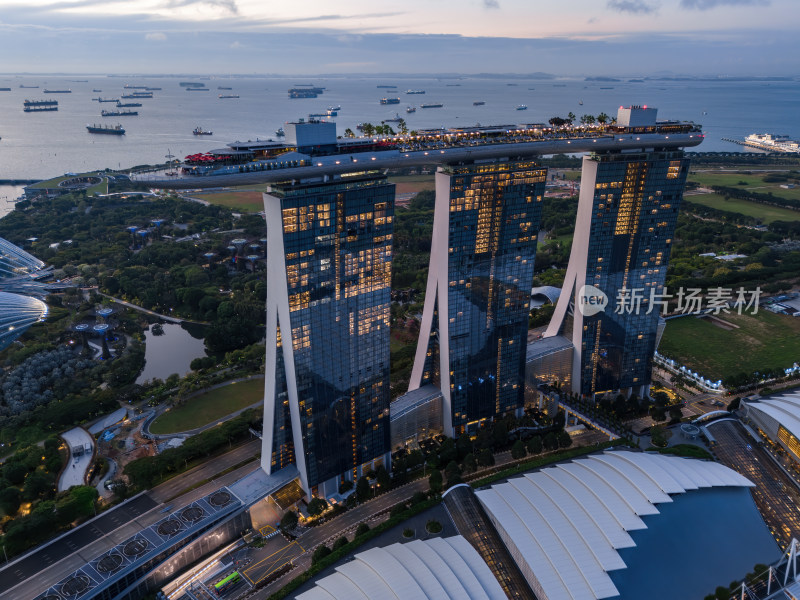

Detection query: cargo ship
(420, 102), (443, 108)
(405, 89), (425, 94)
(187, 87), (209, 92)
(145, 87), (162, 91)
(101, 109), (138, 116)
(124, 85), (148, 89)
(218, 86), (232, 90)
(19, 85), (38, 88)
(377, 85), (397, 88)
(95, 97), (119, 102)
(180, 82), (206, 87)
(23, 99), (58, 112)
(43, 89), (71, 93)
(87, 123), (125, 135)
(218, 94), (239, 98)
(380, 98), (400, 105)
(116, 102), (142, 107)
(473, 101), (485, 106)
(193, 127), (213, 136)
(289, 86), (324, 98)
(0, 88), (10, 92)
(130, 91), (153, 98)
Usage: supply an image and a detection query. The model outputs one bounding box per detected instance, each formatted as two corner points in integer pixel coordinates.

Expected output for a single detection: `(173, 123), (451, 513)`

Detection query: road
(97, 291), (206, 325)
(59, 427), (94, 491)
(149, 438), (260, 503)
(707, 419), (800, 550)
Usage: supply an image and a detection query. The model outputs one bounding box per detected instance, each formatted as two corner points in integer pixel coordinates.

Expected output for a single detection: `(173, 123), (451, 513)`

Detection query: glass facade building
(410, 162), (547, 435)
(262, 174), (394, 496)
(546, 150), (691, 397)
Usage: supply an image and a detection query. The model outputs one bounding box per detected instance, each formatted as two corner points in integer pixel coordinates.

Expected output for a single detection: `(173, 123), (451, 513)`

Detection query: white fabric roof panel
(524, 475), (627, 570)
(598, 451), (686, 494)
(297, 536), (506, 600)
(747, 394), (800, 442)
(476, 451), (754, 600)
(540, 468), (636, 549)
(557, 462), (654, 524)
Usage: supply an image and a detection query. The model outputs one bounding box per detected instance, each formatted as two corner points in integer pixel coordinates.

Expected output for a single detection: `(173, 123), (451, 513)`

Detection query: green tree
(428, 469), (443, 494)
(356, 475), (370, 501)
(511, 439), (527, 460)
(526, 436), (543, 455)
(279, 510), (298, 531)
(307, 497), (328, 517)
(444, 460), (462, 487)
(23, 471), (54, 501)
(312, 544), (332, 565)
(557, 431), (573, 449)
(0, 487), (21, 516)
(332, 536), (349, 550)
(376, 464), (391, 493)
(477, 448), (495, 467)
(355, 522), (370, 537)
(543, 431), (559, 451)
(462, 452), (477, 474)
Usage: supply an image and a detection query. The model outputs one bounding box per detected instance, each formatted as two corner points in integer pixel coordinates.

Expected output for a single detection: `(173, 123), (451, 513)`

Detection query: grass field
(688, 170), (800, 202)
(149, 378), (264, 434)
(658, 310), (800, 381)
(684, 192), (800, 223)
(189, 190), (265, 213)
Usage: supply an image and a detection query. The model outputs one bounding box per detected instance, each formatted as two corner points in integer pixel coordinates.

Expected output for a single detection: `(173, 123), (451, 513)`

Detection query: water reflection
(136, 322), (206, 384)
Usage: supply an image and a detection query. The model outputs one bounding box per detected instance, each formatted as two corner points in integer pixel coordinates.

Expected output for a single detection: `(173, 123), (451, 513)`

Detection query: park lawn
(658, 310), (800, 382)
(688, 171), (800, 202)
(190, 190), (264, 213)
(539, 233), (573, 248)
(684, 192), (800, 223)
(149, 378), (264, 434)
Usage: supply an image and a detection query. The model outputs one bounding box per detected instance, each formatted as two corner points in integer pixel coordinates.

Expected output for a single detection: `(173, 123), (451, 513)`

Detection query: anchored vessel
(380, 98), (400, 105)
(101, 109), (138, 117)
(86, 123), (125, 135)
(23, 99), (58, 112)
(420, 102), (443, 108)
(193, 127), (213, 136)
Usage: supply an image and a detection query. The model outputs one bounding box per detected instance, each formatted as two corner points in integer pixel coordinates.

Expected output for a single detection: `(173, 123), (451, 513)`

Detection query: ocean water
(0, 74), (797, 183)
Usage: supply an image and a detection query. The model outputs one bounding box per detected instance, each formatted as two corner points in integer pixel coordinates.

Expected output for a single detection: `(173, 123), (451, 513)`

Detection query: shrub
(425, 519), (443, 534)
(332, 536), (348, 551)
(355, 522), (370, 537)
(312, 545), (331, 565)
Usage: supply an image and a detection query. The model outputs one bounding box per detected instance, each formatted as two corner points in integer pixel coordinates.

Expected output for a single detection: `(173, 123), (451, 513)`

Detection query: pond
(136, 322), (207, 385)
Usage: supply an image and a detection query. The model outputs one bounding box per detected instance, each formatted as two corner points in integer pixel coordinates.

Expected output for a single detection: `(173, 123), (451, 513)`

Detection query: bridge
(133, 125), (704, 189)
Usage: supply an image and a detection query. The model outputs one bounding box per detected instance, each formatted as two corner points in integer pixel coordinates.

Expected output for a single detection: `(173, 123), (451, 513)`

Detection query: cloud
(229, 40), (242, 48)
(680, 0), (768, 8)
(145, 32), (167, 40)
(483, 0), (500, 8)
(607, 0), (659, 13)
(165, 0), (239, 15)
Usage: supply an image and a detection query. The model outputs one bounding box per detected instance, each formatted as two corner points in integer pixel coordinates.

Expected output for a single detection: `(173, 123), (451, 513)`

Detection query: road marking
(243, 541), (303, 585)
(259, 525), (275, 536)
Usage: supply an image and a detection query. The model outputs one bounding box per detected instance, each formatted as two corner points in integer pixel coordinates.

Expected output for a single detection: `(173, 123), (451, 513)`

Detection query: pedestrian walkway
(59, 427), (94, 491)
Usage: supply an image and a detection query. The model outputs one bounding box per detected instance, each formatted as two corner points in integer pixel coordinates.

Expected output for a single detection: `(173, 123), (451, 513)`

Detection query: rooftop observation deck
(133, 121), (704, 189)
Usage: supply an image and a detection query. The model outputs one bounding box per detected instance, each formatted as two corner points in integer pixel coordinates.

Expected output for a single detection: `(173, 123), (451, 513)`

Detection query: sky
(0, 0), (797, 75)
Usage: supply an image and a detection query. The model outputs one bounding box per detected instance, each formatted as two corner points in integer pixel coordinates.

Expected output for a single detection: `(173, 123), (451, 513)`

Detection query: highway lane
(149, 438), (260, 503)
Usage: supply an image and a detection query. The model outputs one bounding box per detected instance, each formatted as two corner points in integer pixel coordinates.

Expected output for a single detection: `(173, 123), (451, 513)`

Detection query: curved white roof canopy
(475, 451), (753, 600)
(296, 536), (506, 600)
(745, 393), (800, 443)
(0, 237), (45, 279)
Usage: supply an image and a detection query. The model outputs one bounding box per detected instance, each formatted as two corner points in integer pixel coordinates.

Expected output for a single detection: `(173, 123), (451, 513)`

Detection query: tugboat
(193, 126), (213, 136)
(87, 123), (125, 135)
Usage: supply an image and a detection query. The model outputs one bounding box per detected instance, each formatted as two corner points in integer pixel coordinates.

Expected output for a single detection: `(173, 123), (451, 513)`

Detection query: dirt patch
(699, 315), (739, 330)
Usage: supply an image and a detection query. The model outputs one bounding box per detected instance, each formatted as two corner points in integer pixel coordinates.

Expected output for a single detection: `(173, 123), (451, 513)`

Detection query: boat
(92, 89), (102, 92)
(121, 93), (149, 99)
(116, 102), (142, 107)
(446, 84), (461, 87)
(180, 82), (205, 87)
(326, 109), (338, 116)
(599, 86), (614, 89)
(43, 89), (71, 93)
(218, 86), (232, 90)
(288, 86), (324, 98)
(380, 98), (400, 105)
(420, 102), (443, 108)
(0, 88), (10, 92)
(377, 85), (397, 88)
(516, 105), (528, 110)
(101, 109), (138, 116)
(275, 127), (285, 137)
(95, 97), (119, 102)
(124, 85), (147, 89)
(406, 89), (425, 94)
(383, 113), (403, 123)
(328, 105), (341, 111)
(578, 100), (584, 105)
(193, 127), (213, 136)
(741, 133), (800, 153)
(473, 101), (485, 106)
(187, 87), (209, 92)
(406, 106), (416, 113)
(23, 99), (58, 112)
(218, 94), (239, 98)
(87, 123), (125, 135)
(145, 87), (162, 91)
(19, 85), (38, 88)
(308, 112), (329, 118)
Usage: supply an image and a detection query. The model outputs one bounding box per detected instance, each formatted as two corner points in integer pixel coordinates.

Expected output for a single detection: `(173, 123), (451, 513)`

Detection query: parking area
(59, 427), (95, 491)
